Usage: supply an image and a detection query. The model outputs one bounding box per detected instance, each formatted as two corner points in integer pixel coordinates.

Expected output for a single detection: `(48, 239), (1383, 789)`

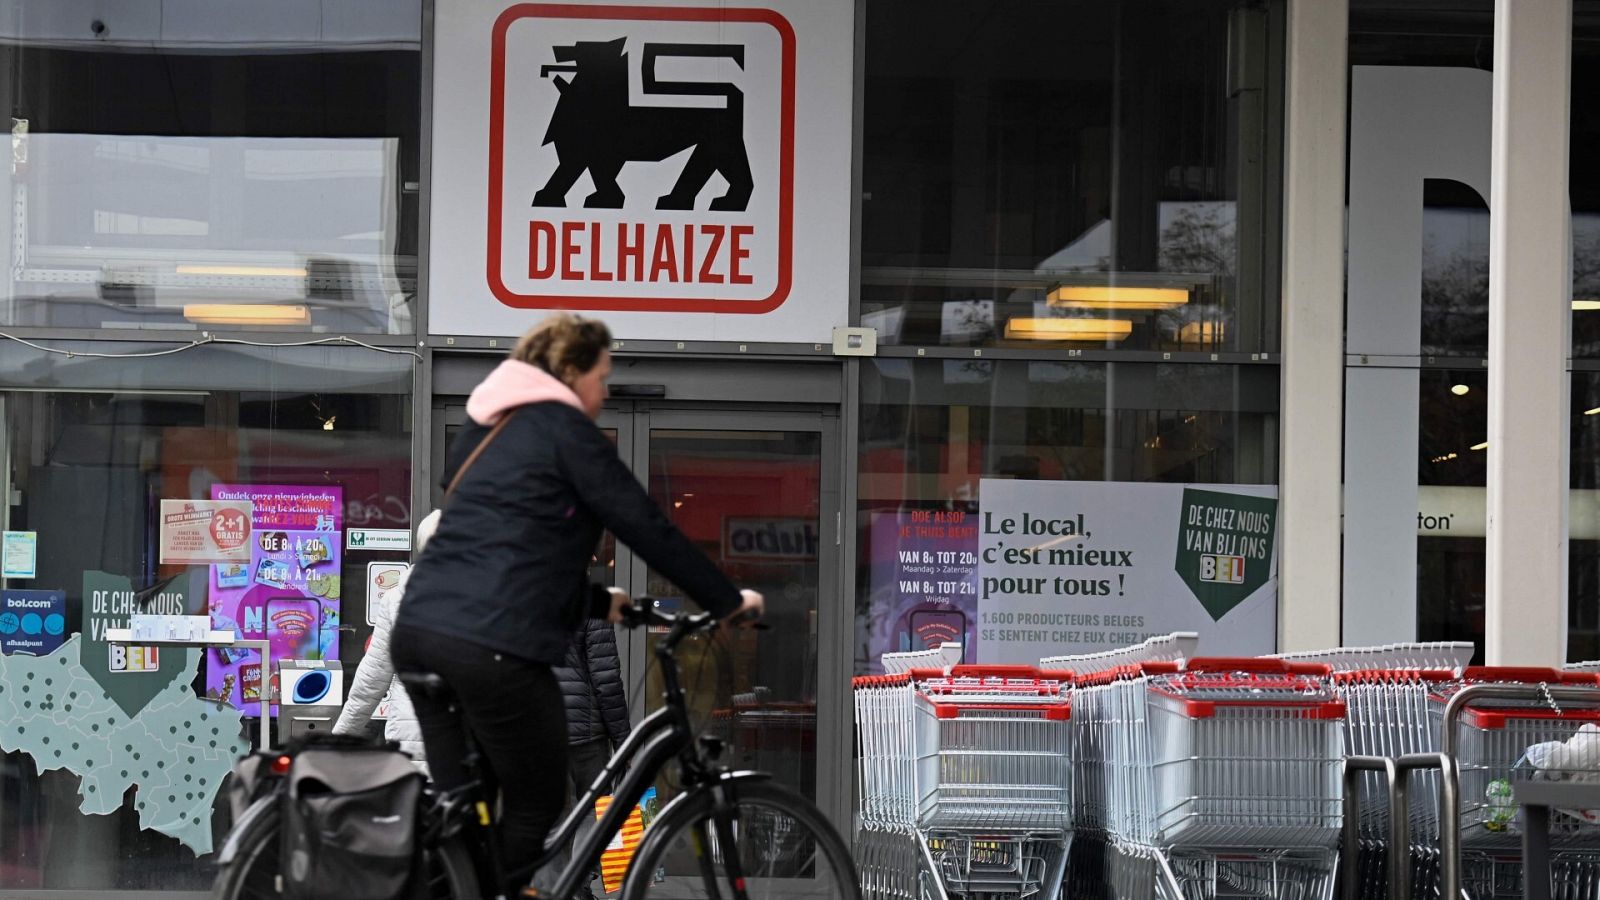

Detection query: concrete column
(1486, 0), (1572, 665)
(1276, 0), (1347, 652)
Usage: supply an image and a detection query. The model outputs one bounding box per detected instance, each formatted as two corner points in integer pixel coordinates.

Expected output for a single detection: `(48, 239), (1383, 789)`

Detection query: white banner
(977, 479), (1279, 664)
(429, 0), (853, 343)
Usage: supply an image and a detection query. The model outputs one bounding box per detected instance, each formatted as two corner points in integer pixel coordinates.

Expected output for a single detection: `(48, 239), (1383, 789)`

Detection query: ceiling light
(1451, 384), (1470, 396)
(1586, 407), (1600, 416)
(322, 417), (336, 431)
(182, 303), (311, 326)
(1575, 300), (1600, 311)
(176, 264), (308, 278)
(1471, 441), (1489, 451)
(1004, 317), (1133, 342)
(1047, 286), (1189, 310)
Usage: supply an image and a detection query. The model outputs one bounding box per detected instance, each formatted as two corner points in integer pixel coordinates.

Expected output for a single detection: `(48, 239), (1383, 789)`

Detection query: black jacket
(397, 402), (741, 665)
(554, 620), (630, 746)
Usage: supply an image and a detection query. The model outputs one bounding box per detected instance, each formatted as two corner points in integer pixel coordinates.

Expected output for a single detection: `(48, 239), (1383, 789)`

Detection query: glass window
(854, 358), (1276, 674)
(859, 0), (1283, 352)
(0, 3), (422, 333)
(0, 341), (411, 890)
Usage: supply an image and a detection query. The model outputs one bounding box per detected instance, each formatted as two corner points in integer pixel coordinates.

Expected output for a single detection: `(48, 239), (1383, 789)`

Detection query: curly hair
(510, 313), (613, 385)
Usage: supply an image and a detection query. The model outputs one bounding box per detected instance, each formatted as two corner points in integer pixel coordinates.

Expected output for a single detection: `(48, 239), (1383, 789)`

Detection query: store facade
(0, 0), (1589, 893)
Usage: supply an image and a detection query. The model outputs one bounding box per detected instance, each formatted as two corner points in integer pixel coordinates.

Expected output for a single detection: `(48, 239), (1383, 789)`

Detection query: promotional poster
(204, 484), (343, 713)
(862, 508), (979, 673)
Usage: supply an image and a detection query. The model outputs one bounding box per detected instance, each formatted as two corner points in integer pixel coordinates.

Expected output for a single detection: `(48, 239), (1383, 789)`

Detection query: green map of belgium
(0, 631), (250, 854)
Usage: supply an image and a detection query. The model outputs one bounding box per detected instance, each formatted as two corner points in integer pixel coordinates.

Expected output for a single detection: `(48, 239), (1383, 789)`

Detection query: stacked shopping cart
(855, 665), (1073, 900)
(1069, 658), (1347, 900)
(1325, 663), (1600, 900)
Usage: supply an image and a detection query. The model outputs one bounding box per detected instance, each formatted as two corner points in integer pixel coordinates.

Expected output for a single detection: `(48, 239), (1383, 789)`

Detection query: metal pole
(1341, 755), (1396, 900)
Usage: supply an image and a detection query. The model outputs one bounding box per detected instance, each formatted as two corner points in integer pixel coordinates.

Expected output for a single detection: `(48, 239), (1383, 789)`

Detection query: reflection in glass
(0, 346), (411, 889)
(855, 359), (1276, 674)
(860, 0), (1279, 352)
(642, 429), (822, 804)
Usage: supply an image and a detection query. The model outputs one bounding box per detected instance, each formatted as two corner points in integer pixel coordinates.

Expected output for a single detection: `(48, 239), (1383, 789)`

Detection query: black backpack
(280, 745), (424, 900)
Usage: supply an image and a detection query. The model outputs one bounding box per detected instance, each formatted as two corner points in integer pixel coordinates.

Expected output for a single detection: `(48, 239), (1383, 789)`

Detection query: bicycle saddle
(397, 671), (454, 701)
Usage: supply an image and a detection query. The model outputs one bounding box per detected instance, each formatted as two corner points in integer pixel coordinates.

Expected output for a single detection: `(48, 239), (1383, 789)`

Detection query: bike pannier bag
(281, 747), (423, 900)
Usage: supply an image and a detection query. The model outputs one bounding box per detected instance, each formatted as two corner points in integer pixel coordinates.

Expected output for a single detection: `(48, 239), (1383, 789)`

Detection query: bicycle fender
(648, 770), (772, 822)
(216, 795), (278, 866)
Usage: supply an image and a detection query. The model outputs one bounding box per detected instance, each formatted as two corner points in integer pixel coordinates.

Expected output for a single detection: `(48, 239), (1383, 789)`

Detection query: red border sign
(487, 3), (797, 313)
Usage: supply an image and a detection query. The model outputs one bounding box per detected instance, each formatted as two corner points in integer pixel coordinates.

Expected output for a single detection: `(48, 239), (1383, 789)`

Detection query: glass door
(434, 401), (845, 822)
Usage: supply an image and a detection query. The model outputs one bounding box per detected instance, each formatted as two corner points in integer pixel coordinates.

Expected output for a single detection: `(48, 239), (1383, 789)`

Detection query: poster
(428, 0), (853, 342)
(82, 570), (195, 717)
(158, 500), (253, 566)
(862, 509), (979, 673)
(366, 562), (409, 626)
(0, 589), (66, 656)
(205, 485), (343, 713)
(2, 531), (37, 579)
(976, 480), (1278, 665)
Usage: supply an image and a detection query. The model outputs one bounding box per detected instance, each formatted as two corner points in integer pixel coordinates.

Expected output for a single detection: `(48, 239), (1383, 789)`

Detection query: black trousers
(390, 625), (568, 874)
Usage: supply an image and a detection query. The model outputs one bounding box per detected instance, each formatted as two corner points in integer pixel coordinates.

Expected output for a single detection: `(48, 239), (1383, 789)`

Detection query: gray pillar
(1277, 0), (1347, 651)
(1486, 0), (1573, 665)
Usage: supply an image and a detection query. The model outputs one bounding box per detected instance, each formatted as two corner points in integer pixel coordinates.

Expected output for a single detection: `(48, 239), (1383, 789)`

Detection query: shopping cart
(1073, 658), (1345, 900)
(854, 671), (928, 900)
(913, 666), (1074, 832)
(1330, 668), (1459, 900)
(1431, 668), (1600, 900)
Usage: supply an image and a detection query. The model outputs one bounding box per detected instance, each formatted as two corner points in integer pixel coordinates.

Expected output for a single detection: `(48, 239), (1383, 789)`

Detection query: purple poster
(863, 509), (979, 674)
(204, 484), (342, 713)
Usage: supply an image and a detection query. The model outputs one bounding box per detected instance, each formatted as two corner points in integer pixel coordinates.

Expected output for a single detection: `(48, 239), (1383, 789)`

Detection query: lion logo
(531, 37), (754, 212)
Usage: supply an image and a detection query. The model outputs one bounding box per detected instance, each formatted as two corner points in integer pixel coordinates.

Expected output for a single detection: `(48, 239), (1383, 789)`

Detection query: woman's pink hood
(466, 359), (584, 425)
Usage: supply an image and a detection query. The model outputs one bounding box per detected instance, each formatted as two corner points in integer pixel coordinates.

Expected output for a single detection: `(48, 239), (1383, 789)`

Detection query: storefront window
(0, 2), (422, 333)
(859, 0), (1283, 352)
(854, 358), (1276, 673)
(0, 341), (411, 890)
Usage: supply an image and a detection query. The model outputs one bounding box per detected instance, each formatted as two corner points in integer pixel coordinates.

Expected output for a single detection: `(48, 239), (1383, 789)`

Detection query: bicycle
(212, 599), (860, 900)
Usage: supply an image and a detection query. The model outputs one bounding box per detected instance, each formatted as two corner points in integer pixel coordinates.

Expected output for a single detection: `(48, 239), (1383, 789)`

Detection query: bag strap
(443, 410), (517, 501)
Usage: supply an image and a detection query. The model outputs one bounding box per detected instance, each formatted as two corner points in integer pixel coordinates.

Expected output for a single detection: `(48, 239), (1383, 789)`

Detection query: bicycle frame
(487, 613), (720, 900)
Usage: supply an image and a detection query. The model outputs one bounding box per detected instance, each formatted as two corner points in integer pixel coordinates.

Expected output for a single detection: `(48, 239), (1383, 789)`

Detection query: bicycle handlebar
(617, 599), (763, 649)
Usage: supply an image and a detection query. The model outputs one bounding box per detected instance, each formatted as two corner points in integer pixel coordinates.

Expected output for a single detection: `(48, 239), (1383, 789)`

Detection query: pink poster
(204, 484), (342, 713)
(861, 508), (980, 674)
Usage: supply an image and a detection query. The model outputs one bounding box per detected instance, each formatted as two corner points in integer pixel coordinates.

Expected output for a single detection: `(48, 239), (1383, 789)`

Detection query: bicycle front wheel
(620, 778), (860, 900)
(211, 802), (479, 900)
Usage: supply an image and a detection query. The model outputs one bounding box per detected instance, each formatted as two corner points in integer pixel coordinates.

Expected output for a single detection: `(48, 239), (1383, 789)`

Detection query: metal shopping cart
(914, 667), (1074, 900)
(853, 665), (1074, 900)
(1073, 658), (1346, 900)
(1430, 668), (1600, 900)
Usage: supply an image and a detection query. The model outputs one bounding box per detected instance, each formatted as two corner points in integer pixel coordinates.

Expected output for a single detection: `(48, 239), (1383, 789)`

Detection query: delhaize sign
(430, 0), (853, 342)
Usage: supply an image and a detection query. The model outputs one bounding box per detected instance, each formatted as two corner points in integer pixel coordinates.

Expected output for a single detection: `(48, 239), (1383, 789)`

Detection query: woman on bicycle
(391, 312), (762, 885)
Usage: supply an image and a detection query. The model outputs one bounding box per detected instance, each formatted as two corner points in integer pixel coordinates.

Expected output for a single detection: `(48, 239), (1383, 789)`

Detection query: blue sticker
(19, 612), (41, 635)
(43, 613), (64, 635)
(0, 612), (17, 635)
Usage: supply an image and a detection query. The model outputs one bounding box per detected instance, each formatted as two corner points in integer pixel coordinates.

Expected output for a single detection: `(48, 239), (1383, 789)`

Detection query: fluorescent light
(182, 303), (311, 326)
(1471, 442), (1489, 451)
(1047, 286), (1189, 310)
(176, 264), (308, 278)
(1575, 300), (1600, 311)
(1586, 407), (1600, 416)
(1451, 384), (1470, 396)
(1004, 317), (1133, 342)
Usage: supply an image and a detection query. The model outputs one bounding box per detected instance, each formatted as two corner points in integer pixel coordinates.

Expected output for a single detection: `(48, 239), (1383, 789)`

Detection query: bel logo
(1199, 554), (1246, 585)
(108, 643), (161, 673)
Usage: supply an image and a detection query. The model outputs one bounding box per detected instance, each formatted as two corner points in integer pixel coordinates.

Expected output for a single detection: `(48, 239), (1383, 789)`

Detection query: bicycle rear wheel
(210, 802), (479, 900)
(620, 778), (860, 900)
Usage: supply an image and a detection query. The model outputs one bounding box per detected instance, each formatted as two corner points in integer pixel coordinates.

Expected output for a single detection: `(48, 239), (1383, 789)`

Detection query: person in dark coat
(391, 313), (764, 886)
(552, 619), (630, 899)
